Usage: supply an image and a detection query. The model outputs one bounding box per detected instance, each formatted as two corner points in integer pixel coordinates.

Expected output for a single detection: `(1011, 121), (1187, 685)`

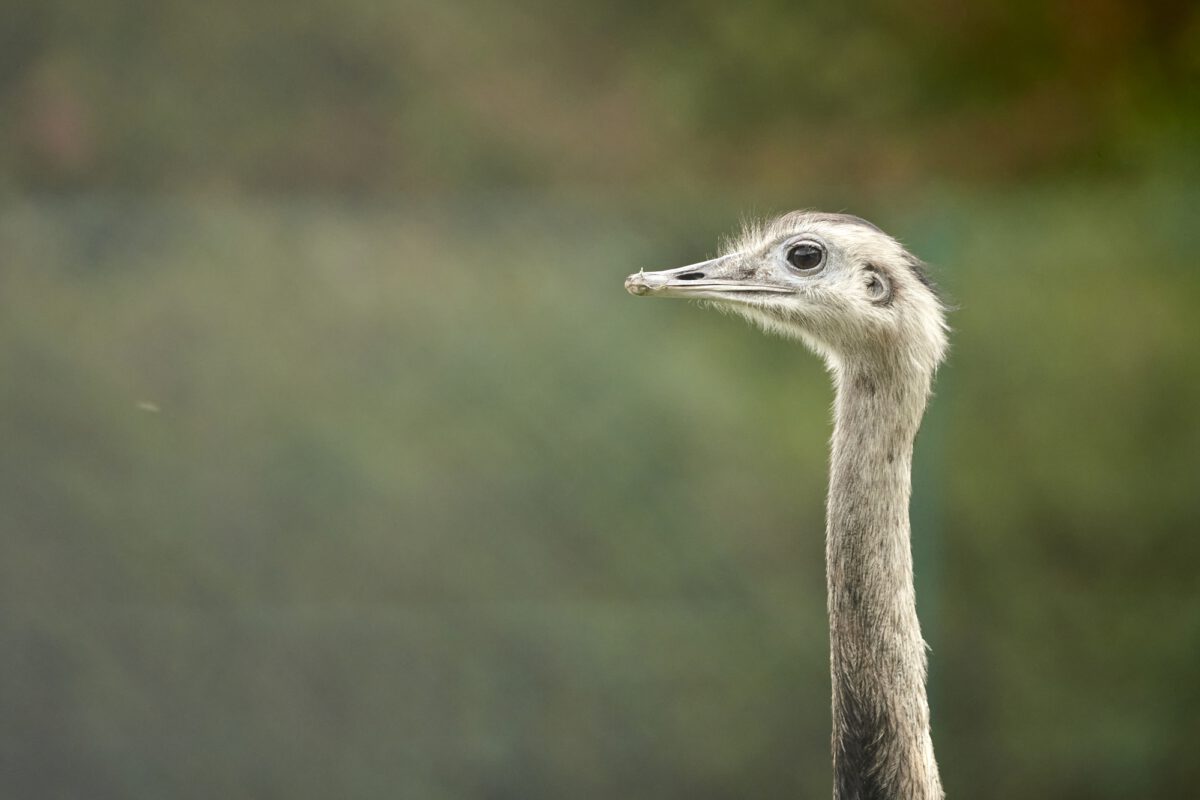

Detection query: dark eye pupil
(787, 243), (823, 270)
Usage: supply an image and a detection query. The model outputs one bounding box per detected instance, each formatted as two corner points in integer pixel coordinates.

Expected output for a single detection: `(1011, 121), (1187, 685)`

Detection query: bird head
(625, 211), (948, 376)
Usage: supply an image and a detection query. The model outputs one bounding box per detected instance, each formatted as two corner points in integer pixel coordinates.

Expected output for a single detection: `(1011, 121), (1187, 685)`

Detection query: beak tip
(625, 274), (651, 296)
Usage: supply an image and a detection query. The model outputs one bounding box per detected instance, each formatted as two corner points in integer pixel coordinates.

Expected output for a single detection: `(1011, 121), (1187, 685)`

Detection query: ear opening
(864, 265), (893, 306)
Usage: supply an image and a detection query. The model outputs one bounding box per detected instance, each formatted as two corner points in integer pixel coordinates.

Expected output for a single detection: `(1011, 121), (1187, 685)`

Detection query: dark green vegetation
(2, 1), (1198, 798)
(4, 0), (1198, 194)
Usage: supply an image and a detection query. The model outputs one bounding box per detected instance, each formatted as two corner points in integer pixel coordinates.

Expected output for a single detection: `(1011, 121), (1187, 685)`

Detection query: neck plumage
(826, 360), (942, 800)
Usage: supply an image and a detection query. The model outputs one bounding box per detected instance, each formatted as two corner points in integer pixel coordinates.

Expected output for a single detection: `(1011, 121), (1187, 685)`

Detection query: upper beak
(625, 255), (793, 298)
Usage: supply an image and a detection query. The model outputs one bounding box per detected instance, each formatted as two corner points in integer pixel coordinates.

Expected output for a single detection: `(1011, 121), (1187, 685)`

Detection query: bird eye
(786, 242), (824, 272)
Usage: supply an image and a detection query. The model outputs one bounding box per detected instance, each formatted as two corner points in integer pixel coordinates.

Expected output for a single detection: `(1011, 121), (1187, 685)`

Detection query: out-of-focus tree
(1, 0), (1196, 193)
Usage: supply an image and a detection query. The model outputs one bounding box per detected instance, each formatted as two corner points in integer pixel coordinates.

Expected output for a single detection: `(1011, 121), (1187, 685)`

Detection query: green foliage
(2, 0), (1198, 193)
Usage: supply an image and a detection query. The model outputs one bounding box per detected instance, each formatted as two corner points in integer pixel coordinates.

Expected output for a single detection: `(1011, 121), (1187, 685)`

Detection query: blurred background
(2, 1), (1199, 797)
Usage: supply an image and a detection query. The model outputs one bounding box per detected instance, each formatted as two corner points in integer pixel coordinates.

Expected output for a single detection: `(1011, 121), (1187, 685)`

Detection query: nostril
(677, 272), (705, 281)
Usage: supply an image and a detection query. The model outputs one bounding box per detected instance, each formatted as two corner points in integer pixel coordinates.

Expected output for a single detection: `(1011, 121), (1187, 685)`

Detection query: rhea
(625, 211), (947, 800)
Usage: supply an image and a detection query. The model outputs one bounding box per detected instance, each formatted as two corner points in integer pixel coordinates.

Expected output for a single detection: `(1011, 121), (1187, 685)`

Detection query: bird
(625, 211), (948, 800)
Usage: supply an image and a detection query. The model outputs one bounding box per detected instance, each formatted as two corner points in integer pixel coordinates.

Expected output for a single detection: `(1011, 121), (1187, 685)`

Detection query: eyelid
(783, 239), (825, 261)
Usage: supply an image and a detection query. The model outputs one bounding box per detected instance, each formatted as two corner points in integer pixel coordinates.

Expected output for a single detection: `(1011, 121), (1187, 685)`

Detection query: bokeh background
(3, 1), (1199, 798)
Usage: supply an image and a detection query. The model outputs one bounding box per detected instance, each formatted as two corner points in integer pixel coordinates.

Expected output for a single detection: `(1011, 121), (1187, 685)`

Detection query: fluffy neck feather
(825, 359), (943, 800)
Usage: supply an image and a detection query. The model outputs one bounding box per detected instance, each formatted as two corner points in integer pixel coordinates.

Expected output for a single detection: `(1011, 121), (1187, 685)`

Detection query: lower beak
(625, 255), (792, 298)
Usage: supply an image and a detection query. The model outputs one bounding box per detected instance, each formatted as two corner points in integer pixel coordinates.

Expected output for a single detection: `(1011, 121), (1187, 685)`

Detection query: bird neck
(826, 360), (942, 800)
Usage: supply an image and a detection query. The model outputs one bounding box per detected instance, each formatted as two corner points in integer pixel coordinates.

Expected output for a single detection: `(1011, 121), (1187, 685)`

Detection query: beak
(625, 255), (793, 298)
